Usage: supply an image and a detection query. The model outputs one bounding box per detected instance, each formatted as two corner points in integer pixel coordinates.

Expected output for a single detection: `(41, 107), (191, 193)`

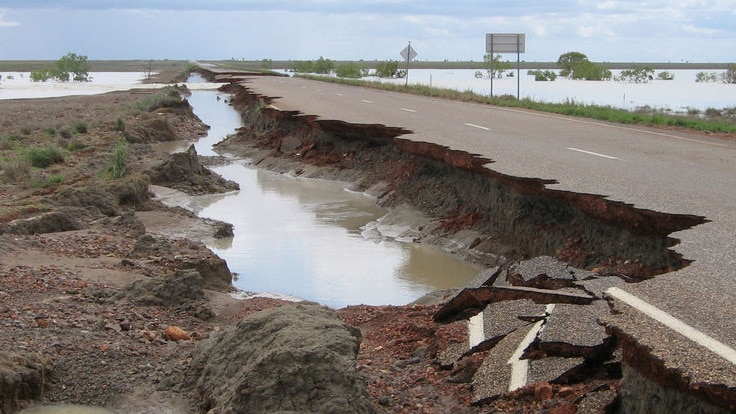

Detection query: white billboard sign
(486, 33), (525, 54)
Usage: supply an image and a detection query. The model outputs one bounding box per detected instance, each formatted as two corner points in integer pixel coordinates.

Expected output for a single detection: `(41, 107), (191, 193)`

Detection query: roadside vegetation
(296, 72), (736, 134)
(281, 51), (735, 135)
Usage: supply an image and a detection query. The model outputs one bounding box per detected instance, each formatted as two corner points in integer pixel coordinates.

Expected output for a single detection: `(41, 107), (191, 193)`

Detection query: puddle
(171, 89), (482, 307)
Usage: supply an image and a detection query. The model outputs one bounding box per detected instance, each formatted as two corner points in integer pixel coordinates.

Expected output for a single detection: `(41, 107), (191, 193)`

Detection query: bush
(0, 159), (31, 183)
(25, 145), (65, 168)
(696, 72), (718, 82)
(616, 66), (655, 83)
(722, 65), (736, 84)
(108, 140), (128, 178)
(529, 69), (557, 81)
(66, 139), (87, 151)
(72, 121), (88, 134)
(136, 87), (184, 112)
(114, 118), (126, 132)
(571, 61), (612, 81)
(375, 61), (402, 78)
(335, 62), (364, 79)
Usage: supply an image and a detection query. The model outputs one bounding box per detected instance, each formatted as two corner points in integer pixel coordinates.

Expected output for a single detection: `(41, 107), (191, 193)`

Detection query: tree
(557, 51), (589, 77)
(571, 61), (612, 81)
(375, 61), (404, 78)
(722, 64), (736, 84)
(483, 54), (510, 79)
(557, 51), (611, 80)
(30, 52), (90, 82)
(313, 56), (334, 74)
(616, 66), (655, 83)
(56, 52), (90, 82)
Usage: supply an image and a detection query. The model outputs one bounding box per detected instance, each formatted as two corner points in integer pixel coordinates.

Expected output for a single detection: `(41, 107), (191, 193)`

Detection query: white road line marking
(567, 147), (619, 160)
(468, 312), (485, 348)
(507, 304), (555, 391)
(606, 287), (736, 365)
(335, 93), (344, 96)
(465, 123), (490, 131)
(362, 99), (373, 104)
(400, 108), (417, 113)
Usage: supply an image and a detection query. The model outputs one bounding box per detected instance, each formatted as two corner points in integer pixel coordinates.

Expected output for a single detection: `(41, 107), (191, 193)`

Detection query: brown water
(160, 89), (481, 308)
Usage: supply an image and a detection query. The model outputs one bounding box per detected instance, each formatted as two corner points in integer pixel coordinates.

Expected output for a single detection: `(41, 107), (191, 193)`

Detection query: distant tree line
(291, 57), (406, 79)
(286, 52), (735, 84)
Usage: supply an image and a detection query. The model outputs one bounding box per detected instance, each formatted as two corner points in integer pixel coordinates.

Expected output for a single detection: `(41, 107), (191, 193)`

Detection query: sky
(0, 1), (734, 63)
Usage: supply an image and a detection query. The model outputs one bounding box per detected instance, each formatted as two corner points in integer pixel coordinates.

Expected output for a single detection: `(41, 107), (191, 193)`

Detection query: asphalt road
(239, 75), (736, 387)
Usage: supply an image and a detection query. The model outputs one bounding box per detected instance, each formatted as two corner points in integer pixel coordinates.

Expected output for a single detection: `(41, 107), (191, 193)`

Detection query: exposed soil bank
(214, 77), (707, 280)
(199, 69), (734, 413)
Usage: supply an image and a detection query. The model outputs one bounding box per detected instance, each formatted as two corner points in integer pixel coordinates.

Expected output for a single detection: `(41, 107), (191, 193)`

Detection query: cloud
(0, 12), (20, 27)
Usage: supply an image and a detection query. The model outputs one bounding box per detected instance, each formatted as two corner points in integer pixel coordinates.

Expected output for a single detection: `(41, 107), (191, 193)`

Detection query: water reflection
(179, 89), (481, 308)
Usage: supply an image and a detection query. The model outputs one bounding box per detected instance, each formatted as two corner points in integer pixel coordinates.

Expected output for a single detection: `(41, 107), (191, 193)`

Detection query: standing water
(174, 85), (480, 308)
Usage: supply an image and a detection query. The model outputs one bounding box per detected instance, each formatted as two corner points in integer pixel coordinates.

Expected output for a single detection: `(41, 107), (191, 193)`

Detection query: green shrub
(20, 127), (32, 135)
(108, 140), (128, 178)
(335, 62), (365, 79)
(67, 139), (87, 151)
(29, 173), (64, 188)
(25, 145), (65, 168)
(72, 122), (88, 134)
(135, 87), (184, 112)
(114, 118), (126, 132)
(59, 129), (72, 139)
(45, 127), (57, 136)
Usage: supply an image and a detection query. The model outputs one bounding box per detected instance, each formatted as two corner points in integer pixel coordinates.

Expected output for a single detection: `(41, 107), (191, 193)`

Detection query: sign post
(400, 41), (417, 86)
(485, 33), (525, 99)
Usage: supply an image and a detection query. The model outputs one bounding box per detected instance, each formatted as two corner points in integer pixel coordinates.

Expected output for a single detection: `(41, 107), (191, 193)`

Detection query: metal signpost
(485, 33), (525, 99)
(400, 41), (417, 86)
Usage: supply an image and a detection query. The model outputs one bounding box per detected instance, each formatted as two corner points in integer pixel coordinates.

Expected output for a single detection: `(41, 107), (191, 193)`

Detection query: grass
(108, 139), (128, 178)
(0, 159), (30, 183)
(134, 86), (184, 112)
(24, 145), (65, 168)
(297, 74), (736, 135)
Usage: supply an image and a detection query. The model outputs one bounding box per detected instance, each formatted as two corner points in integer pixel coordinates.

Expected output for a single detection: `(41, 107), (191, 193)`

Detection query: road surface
(239, 74), (736, 393)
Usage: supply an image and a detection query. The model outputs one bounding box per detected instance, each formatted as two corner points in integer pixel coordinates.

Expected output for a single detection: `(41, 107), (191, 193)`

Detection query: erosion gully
(163, 77), (482, 308)
(189, 68), (730, 412)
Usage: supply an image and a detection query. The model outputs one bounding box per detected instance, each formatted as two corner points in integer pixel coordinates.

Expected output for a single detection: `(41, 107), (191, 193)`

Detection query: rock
(164, 326), (191, 341)
(0, 351), (54, 412)
(146, 145), (239, 196)
(105, 173), (151, 206)
(131, 234), (233, 292)
(112, 269), (214, 319)
(186, 302), (376, 414)
(53, 186), (120, 217)
(0, 208), (85, 235)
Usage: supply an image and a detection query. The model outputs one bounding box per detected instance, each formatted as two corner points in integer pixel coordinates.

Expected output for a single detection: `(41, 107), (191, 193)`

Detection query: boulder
(187, 302), (375, 414)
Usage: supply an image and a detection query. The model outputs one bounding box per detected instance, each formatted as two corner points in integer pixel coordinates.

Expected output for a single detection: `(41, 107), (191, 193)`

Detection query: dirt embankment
(215, 79), (706, 280)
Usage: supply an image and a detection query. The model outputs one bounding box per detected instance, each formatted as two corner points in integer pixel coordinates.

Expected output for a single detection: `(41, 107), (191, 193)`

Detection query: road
(238, 75), (736, 392)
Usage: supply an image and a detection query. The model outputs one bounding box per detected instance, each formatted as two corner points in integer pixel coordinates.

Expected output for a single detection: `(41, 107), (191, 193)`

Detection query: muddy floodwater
(169, 88), (481, 308)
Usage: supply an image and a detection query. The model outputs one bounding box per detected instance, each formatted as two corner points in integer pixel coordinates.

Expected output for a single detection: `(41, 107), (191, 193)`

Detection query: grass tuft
(25, 145), (65, 168)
